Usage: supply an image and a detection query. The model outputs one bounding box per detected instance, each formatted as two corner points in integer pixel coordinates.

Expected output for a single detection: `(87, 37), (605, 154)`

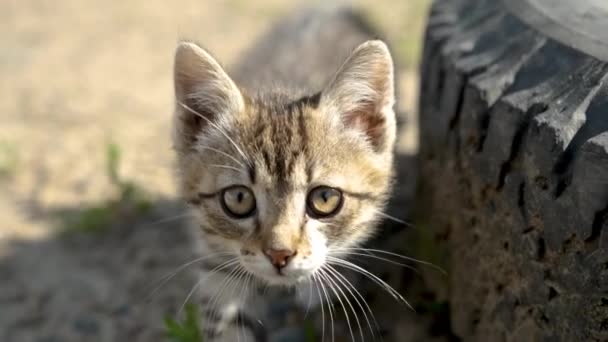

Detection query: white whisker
(178, 258), (240, 315)
(319, 267), (361, 342)
(206, 264), (243, 329)
(178, 101), (251, 166)
(243, 272), (255, 341)
(315, 272), (335, 342)
(313, 274), (326, 342)
(373, 210), (415, 228)
(136, 212), (194, 231)
(332, 250), (421, 275)
(199, 145), (246, 169)
(325, 265), (378, 341)
(208, 164), (243, 173)
(145, 252), (232, 301)
(233, 268), (249, 342)
(328, 256), (414, 312)
(303, 279), (313, 319)
(336, 247), (447, 275)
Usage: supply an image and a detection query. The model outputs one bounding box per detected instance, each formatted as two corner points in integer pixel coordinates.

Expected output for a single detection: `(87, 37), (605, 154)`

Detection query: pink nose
(264, 249), (295, 269)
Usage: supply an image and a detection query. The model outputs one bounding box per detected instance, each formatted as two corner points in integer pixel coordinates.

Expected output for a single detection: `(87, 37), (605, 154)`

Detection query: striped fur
(171, 8), (397, 341)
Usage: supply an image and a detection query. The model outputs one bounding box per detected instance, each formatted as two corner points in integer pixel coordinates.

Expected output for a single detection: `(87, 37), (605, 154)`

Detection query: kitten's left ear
(321, 40), (396, 153)
(173, 41), (244, 152)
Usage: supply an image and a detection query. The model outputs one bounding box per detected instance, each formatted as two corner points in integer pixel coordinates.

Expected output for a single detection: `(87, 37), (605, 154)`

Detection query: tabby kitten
(171, 10), (396, 341)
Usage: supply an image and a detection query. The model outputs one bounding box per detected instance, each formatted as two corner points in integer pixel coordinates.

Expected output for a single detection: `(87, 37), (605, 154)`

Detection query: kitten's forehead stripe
(297, 108), (308, 151)
(247, 94), (316, 188)
(270, 107), (286, 183)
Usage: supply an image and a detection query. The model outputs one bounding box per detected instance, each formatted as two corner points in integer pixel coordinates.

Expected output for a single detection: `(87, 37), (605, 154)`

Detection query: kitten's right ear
(320, 40), (396, 154)
(173, 42), (244, 150)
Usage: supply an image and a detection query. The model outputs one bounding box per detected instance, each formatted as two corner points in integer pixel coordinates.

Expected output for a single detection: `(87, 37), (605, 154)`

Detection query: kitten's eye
(307, 186), (343, 218)
(220, 185), (256, 218)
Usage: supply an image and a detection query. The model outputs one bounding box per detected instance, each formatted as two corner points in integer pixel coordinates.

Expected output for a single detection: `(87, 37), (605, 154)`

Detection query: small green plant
(61, 142), (151, 234)
(64, 205), (115, 233)
(165, 304), (204, 342)
(0, 140), (18, 179)
(303, 318), (316, 342)
(106, 142), (122, 185)
(107, 142), (152, 212)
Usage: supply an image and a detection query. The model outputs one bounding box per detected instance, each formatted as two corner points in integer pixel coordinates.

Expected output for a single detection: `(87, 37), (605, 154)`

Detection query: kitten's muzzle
(264, 248), (296, 272)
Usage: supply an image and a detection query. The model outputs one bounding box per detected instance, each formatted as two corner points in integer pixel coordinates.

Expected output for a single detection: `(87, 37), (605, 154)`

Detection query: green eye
(306, 186), (343, 218)
(220, 185), (256, 218)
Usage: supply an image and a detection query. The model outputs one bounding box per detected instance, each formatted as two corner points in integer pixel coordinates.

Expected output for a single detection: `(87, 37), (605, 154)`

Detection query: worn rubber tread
(419, 0), (608, 340)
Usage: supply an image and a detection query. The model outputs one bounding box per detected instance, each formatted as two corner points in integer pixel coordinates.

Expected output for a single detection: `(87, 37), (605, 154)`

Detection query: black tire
(418, 0), (608, 340)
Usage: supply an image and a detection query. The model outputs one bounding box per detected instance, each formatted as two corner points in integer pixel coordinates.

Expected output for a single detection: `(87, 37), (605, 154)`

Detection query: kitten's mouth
(244, 263), (314, 286)
(259, 272), (308, 286)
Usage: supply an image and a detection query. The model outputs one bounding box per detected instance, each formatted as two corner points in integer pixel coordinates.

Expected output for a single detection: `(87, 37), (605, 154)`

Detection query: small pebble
(73, 316), (99, 335)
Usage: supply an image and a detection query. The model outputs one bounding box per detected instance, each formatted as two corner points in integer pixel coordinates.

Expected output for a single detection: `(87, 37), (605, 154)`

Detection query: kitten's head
(172, 41), (396, 285)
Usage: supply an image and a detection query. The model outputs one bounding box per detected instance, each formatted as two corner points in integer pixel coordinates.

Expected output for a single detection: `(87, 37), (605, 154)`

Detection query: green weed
(61, 142), (151, 233)
(163, 304), (319, 342)
(0, 140), (18, 179)
(304, 318), (316, 342)
(165, 304), (204, 342)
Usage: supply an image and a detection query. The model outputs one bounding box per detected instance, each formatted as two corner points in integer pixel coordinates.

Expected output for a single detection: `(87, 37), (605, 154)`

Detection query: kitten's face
(172, 41), (396, 285)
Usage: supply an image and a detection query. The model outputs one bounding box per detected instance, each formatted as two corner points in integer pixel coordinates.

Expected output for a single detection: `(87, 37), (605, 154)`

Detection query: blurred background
(1, 1), (432, 341)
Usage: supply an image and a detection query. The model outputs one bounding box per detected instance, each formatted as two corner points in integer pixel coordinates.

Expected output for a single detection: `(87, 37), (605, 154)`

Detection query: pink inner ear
(343, 105), (386, 149)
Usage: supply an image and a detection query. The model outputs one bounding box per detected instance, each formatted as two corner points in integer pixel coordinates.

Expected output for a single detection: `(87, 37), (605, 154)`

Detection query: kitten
(172, 8), (396, 341)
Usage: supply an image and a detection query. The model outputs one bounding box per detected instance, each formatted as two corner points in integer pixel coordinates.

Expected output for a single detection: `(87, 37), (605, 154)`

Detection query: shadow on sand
(0, 153), (455, 342)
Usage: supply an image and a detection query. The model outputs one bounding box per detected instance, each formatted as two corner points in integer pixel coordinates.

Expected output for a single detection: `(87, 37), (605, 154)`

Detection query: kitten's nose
(264, 249), (295, 270)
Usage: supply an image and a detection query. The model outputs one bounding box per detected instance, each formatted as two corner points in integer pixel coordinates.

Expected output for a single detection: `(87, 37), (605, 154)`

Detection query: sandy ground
(0, 1), (433, 341)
